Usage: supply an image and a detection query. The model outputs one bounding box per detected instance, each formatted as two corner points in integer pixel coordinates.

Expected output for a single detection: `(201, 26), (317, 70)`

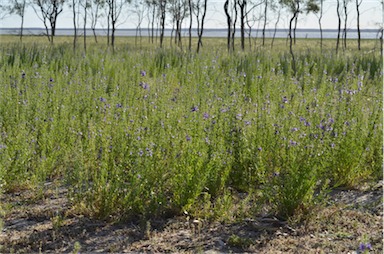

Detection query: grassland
(0, 35), (382, 253)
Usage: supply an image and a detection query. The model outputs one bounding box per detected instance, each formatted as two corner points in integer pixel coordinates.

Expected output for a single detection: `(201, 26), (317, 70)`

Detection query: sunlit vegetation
(0, 36), (382, 222)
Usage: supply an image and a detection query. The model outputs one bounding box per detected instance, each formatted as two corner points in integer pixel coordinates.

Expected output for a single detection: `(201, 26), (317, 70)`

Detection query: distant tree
(106, 0), (127, 49)
(145, 0), (158, 43)
(336, 0), (341, 53)
(342, 0), (350, 49)
(237, 0), (246, 50)
(195, 0), (207, 53)
(3, 0), (28, 41)
(32, 0), (66, 43)
(169, 0), (188, 48)
(188, 0), (192, 50)
(69, 0), (80, 50)
(224, 0), (237, 52)
(314, 0), (324, 50)
(279, 0), (318, 74)
(131, 0), (146, 46)
(159, 0), (166, 48)
(270, 6), (281, 48)
(88, 0), (105, 43)
(355, 0), (362, 50)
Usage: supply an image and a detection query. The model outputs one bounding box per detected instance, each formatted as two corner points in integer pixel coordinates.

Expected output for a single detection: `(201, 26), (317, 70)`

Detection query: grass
(0, 35), (382, 223)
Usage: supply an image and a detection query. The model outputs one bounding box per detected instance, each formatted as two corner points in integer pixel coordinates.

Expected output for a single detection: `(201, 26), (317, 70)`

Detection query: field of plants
(0, 36), (382, 252)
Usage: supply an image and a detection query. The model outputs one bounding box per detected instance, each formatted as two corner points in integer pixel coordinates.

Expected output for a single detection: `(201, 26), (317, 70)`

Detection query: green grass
(0, 35), (382, 221)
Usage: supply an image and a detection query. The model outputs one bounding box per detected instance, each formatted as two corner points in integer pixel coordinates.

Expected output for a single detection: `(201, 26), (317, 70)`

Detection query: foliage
(0, 37), (381, 221)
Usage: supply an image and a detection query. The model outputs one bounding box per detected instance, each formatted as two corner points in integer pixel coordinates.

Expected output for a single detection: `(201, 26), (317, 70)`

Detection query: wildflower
(191, 106), (199, 112)
(50, 78), (54, 82)
(140, 82), (149, 90)
(21, 71), (26, 79)
(289, 140), (297, 146)
(257, 147), (262, 151)
(291, 127), (299, 132)
(282, 96), (288, 103)
(140, 70), (146, 77)
(116, 103), (122, 108)
(236, 113), (243, 120)
(139, 150), (144, 156)
(100, 97), (107, 103)
(203, 112), (209, 119)
(186, 135), (191, 141)
(330, 143), (335, 148)
(358, 243), (372, 252)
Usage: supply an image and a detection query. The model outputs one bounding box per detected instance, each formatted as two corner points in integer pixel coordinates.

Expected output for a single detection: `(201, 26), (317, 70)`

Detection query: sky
(0, 0), (382, 30)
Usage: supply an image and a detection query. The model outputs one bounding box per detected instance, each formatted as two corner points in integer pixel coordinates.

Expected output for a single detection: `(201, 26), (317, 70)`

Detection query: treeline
(1, 0), (383, 53)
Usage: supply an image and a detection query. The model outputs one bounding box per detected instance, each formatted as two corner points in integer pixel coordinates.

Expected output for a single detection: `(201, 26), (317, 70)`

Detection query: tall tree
(342, 0), (349, 49)
(106, 0), (127, 49)
(159, 0), (166, 48)
(336, 0), (341, 53)
(355, 0), (362, 50)
(237, 0), (246, 50)
(89, 0), (105, 43)
(314, 0), (324, 50)
(32, 0), (66, 43)
(195, 0), (207, 53)
(70, 0), (80, 50)
(224, 0), (237, 52)
(3, 0), (28, 41)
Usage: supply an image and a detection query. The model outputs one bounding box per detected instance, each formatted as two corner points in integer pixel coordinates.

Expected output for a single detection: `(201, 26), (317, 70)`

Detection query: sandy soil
(0, 181), (382, 253)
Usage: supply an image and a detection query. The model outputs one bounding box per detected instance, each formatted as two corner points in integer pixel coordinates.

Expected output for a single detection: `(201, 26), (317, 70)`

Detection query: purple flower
(203, 112), (209, 119)
(282, 96), (288, 103)
(299, 117), (306, 122)
(139, 150), (144, 156)
(191, 106), (199, 112)
(186, 135), (191, 141)
(140, 70), (146, 77)
(100, 97), (107, 102)
(50, 78), (54, 82)
(116, 103), (122, 108)
(289, 140), (297, 146)
(21, 72), (26, 79)
(140, 82), (149, 90)
(257, 147), (262, 151)
(291, 127), (299, 132)
(359, 243), (372, 252)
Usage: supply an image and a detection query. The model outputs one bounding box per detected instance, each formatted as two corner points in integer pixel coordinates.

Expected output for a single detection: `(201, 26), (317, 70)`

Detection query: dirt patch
(1, 181), (382, 253)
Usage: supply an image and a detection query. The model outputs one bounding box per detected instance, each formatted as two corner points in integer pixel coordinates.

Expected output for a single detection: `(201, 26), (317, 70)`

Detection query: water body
(0, 27), (381, 39)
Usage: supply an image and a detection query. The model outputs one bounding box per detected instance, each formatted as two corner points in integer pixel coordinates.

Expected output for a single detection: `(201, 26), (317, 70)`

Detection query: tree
(159, 0), (166, 48)
(355, 0), (362, 50)
(88, 0), (105, 43)
(336, 0), (341, 53)
(169, 0), (188, 48)
(314, 0), (324, 50)
(237, 0), (246, 50)
(342, 0), (350, 49)
(70, 0), (80, 50)
(32, 0), (66, 43)
(131, 0), (146, 46)
(3, 0), (28, 41)
(279, 0), (318, 74)
(106, 0), (127, 49)
(195, 0), (207, 53)
(224, 0), (237, 52)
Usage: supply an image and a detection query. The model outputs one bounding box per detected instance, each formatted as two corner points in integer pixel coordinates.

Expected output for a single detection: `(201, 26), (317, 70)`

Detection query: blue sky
(0, 0), (382, 30)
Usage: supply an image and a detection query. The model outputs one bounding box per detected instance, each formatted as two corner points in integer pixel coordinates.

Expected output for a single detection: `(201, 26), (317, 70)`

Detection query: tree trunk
(224, 0), (231, 52)
(342, 0), (348, 49)
(73, 0), (77, 50)
(197, 0), (207, 53)
(188, 0), (192, 51)
(336, 0), (341, 54)
(262, 0), (267, 46)
(356, 0), (362, 50)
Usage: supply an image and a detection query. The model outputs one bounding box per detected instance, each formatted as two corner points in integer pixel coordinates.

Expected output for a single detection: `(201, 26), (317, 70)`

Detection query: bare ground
(0, 181), (382, 253)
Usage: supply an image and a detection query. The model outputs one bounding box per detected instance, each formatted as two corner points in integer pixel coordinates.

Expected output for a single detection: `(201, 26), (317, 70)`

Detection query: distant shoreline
(0, 27), (381, 39)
